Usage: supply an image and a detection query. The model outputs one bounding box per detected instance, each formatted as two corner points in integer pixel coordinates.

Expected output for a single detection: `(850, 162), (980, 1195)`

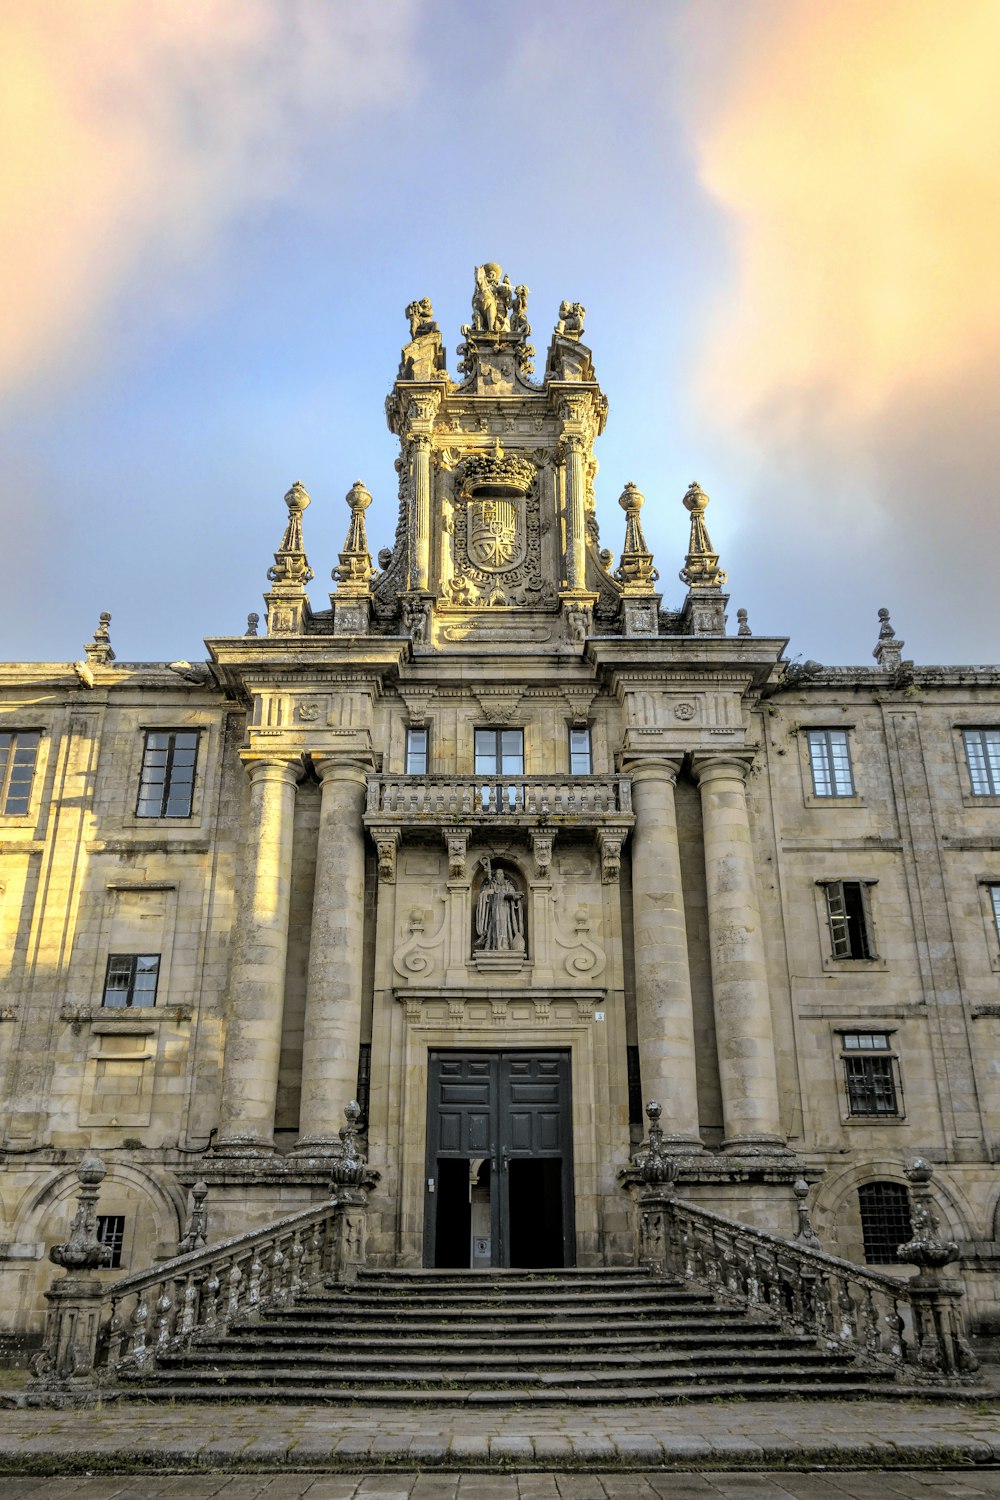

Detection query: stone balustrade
(365, 774), (633, 824)
(29, 1197), (345, 1393)
(642, 1194), (979, 1381)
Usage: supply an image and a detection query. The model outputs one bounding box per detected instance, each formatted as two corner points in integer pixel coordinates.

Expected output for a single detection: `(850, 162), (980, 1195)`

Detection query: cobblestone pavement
(0, 1398), (998, 1480)
(3, 1474), (1000, 1499)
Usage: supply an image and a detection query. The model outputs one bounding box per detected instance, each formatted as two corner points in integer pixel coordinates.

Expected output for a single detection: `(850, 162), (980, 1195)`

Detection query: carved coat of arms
(468, 496), (525, 572)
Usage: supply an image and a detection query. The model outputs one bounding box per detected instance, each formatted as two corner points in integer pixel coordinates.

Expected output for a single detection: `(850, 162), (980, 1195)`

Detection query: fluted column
(217, 757), (299, 1151)
(627, 759), (702, 1147)
(411, 433), (431, 592)
(562, 434), (587, 591)
(694, 756), (784, 1148)
(295, 757), (370, 1151)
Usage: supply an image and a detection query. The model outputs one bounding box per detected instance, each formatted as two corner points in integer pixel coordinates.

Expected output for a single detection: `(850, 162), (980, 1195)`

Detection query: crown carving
(460, 443), (535, 497)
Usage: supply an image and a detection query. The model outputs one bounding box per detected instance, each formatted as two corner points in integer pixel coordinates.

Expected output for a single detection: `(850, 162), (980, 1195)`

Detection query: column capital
(621, 755), (683, 786)
(311, 754), (373, 790)
(240, 755), (303, 787)
(691, 752), (755, 787)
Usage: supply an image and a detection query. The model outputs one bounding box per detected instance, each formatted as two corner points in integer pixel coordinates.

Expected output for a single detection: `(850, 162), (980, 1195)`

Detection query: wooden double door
(424, 1050), (575, 1269)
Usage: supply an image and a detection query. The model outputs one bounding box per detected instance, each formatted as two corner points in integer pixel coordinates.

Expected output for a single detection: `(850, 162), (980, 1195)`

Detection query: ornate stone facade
(3, 271), (1000, 1359)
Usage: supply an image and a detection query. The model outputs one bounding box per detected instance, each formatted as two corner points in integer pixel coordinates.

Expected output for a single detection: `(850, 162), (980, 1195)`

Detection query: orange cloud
(689, 0), (1000, 433)
(0, 1), (417, 398)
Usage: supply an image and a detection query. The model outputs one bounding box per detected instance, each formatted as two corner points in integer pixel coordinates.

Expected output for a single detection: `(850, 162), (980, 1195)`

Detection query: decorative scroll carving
(553, 903), (606, 980)
(392, 905), (447, 980)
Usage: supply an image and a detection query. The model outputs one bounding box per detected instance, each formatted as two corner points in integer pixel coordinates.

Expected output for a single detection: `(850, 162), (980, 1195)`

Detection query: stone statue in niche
(474, 856), (525, 953)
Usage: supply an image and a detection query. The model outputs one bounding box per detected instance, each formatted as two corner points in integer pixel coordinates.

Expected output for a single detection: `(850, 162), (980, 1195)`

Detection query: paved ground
(2, 1474), (1000, 1498)
(0, 1398), (999, 1480)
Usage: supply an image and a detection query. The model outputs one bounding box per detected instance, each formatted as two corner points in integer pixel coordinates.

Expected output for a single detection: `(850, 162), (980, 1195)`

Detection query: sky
(1, 0), (998, 668)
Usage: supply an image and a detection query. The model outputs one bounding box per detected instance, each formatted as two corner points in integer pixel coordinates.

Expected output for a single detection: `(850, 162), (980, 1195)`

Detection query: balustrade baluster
(155, 1281), (175, 1354)
(226, 1260), (242, 1322)
(106, 1298), (127, 1365)
(130, 1290), (150, 1367)
(270, 1244), (287, 1304)
(289, 1230), (305, 1297)
(837, 1277), (857, 1345)
(203, 1267), (221, 1332)
(180, 1273), (198, 1338)
(862, 1286), (882, 1357)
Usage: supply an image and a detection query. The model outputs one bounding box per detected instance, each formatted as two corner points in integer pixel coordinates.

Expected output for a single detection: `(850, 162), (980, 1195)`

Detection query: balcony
(364, 774), (632, 829)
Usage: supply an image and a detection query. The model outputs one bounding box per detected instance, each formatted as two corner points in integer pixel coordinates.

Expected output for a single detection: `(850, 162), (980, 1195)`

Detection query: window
(963, 729), (1000, 796)
(137, 730), (198, 818)
(96, 1215), (126, 1269)
(626, 1044), (643, 1128)
(806, 729), (855, 797)
(102, 954), (160, 1009)
(841, 1032), (899, 1116)
(356, 1042), (372, 1128)
(822, 880), (876, 960)
(858, 1182), (912, 1264)
(0, 730), (40, 815)
(405, 726), (428, 775)
(569, 726), (593, 775)
(474, 728), (524, 776)
(989, 885), (1000, 950)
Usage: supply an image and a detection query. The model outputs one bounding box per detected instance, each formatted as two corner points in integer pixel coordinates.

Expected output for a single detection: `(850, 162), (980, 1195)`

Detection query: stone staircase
(115, 1266), (900, 1404)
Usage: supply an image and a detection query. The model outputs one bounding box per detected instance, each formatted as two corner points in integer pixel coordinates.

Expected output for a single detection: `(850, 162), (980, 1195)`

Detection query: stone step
(228, 1327), (814, 1352)
(283, 1293), (719, 1317)
(157, 1346), (852, 1374)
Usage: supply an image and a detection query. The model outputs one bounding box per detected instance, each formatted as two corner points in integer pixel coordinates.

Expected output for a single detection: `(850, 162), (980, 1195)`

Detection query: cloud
(0, 1), (418, 398)
(670, 0), (1000, 659)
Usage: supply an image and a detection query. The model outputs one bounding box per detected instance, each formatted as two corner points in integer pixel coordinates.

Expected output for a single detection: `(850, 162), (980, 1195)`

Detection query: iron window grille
(858, 1181), (913, 1264)
(806, 728), (856, 797)
(136, 730), (199, 818)
(569, 726), (593, 776)
(474, 728), (524, 776)
(822, 880), (876, 960)
(96, 1215), (126, 1269)
(841, 1032), (899, 1116)
(962, 728), (1000, 796)
(405, 726), (428, 775)
(103, 953), (160, 1008)
(0, 730), (41, 816)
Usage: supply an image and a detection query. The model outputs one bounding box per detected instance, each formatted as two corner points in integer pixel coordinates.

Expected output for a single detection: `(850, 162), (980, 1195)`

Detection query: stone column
(295, 757), (370, 1151)
(562, 434), (587, 591)
(217, 757), (299, 1151)
(411, 433), (431, 592)
(694, 756), (784, 1148)
(627, 759), (702, 1146)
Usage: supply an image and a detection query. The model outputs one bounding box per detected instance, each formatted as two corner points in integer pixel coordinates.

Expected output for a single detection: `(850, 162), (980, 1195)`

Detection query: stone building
(2, 266), (1000, 1355)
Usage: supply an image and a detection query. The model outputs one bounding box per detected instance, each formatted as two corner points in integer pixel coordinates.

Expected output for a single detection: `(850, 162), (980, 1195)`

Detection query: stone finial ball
(344, 1100), (362, 1125)
(683, 481), (709, 514)
(77, 1154), (107, 1187)
(284, 480), (311, 514)
(905, 1157), (934, 1183)
(618, 482), (644, 513)
(645, 1100), (662, 1124)
(347, 480), (372, 513)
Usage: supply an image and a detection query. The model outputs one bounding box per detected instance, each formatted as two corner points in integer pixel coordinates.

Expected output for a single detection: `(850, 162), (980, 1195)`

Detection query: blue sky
(3, 1), (998, 667)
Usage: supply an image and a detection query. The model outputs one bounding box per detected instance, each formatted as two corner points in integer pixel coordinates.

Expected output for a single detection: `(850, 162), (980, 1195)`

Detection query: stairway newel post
(326, 1101), (381, 1285)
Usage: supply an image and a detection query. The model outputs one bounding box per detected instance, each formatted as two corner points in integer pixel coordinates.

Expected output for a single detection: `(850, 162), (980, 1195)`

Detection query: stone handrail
(31, 1196), (343, 1388)
(643, 1193), (978, 1380)
(365, 773), (633, 820)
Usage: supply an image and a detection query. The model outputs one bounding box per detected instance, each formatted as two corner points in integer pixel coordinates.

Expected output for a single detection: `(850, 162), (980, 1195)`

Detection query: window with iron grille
(405, 726), (428, 775)
(841, 1032), (899, 1116)
(136, 730), (199, 818)
(0, 730), (41, 816)
(858, 1181), (912, 1264)
(356, 1042), (372, 1128)
(474, 728), (524, 776)
(568, 726), (593, 776)
(806, 728), (856, 797)
(96, 1215), (126, 1269)
(102, 954), (160, 1008)
(822, 880), (876, 959)
(962, 728), (1000, 796)
(989, 885), (1000, 951)
(626, 1044), (644, 1127)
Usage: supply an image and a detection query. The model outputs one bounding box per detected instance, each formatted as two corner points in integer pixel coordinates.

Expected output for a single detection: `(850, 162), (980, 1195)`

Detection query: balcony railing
(365, 774), (633, 823)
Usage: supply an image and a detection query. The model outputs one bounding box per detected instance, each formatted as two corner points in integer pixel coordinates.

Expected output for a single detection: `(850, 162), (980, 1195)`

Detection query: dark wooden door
(424, 1050), (574, 1268)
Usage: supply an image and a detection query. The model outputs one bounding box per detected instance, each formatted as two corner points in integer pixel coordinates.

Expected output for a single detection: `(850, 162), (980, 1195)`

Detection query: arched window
(858, 1181), (912, 1264)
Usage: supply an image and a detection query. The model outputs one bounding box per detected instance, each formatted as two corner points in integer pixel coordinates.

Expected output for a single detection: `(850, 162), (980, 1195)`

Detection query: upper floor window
(822, 879), (876, 960)
(474, 728), (524, 776)
(841, 1032), (899, 1116)
(137, 730), (198, 818)
(103, 953), (160, 1008)
(405, 726), (428, 775)
(568, 726), (593, 775)
(962, 728), (1000, 796)
(806, 728), (855, 797)
(0, 730), (40, 815)
(96, 1215), (126, 1269)
(858, 1181), (912, 1264)
(989, 884), (1000, 950)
